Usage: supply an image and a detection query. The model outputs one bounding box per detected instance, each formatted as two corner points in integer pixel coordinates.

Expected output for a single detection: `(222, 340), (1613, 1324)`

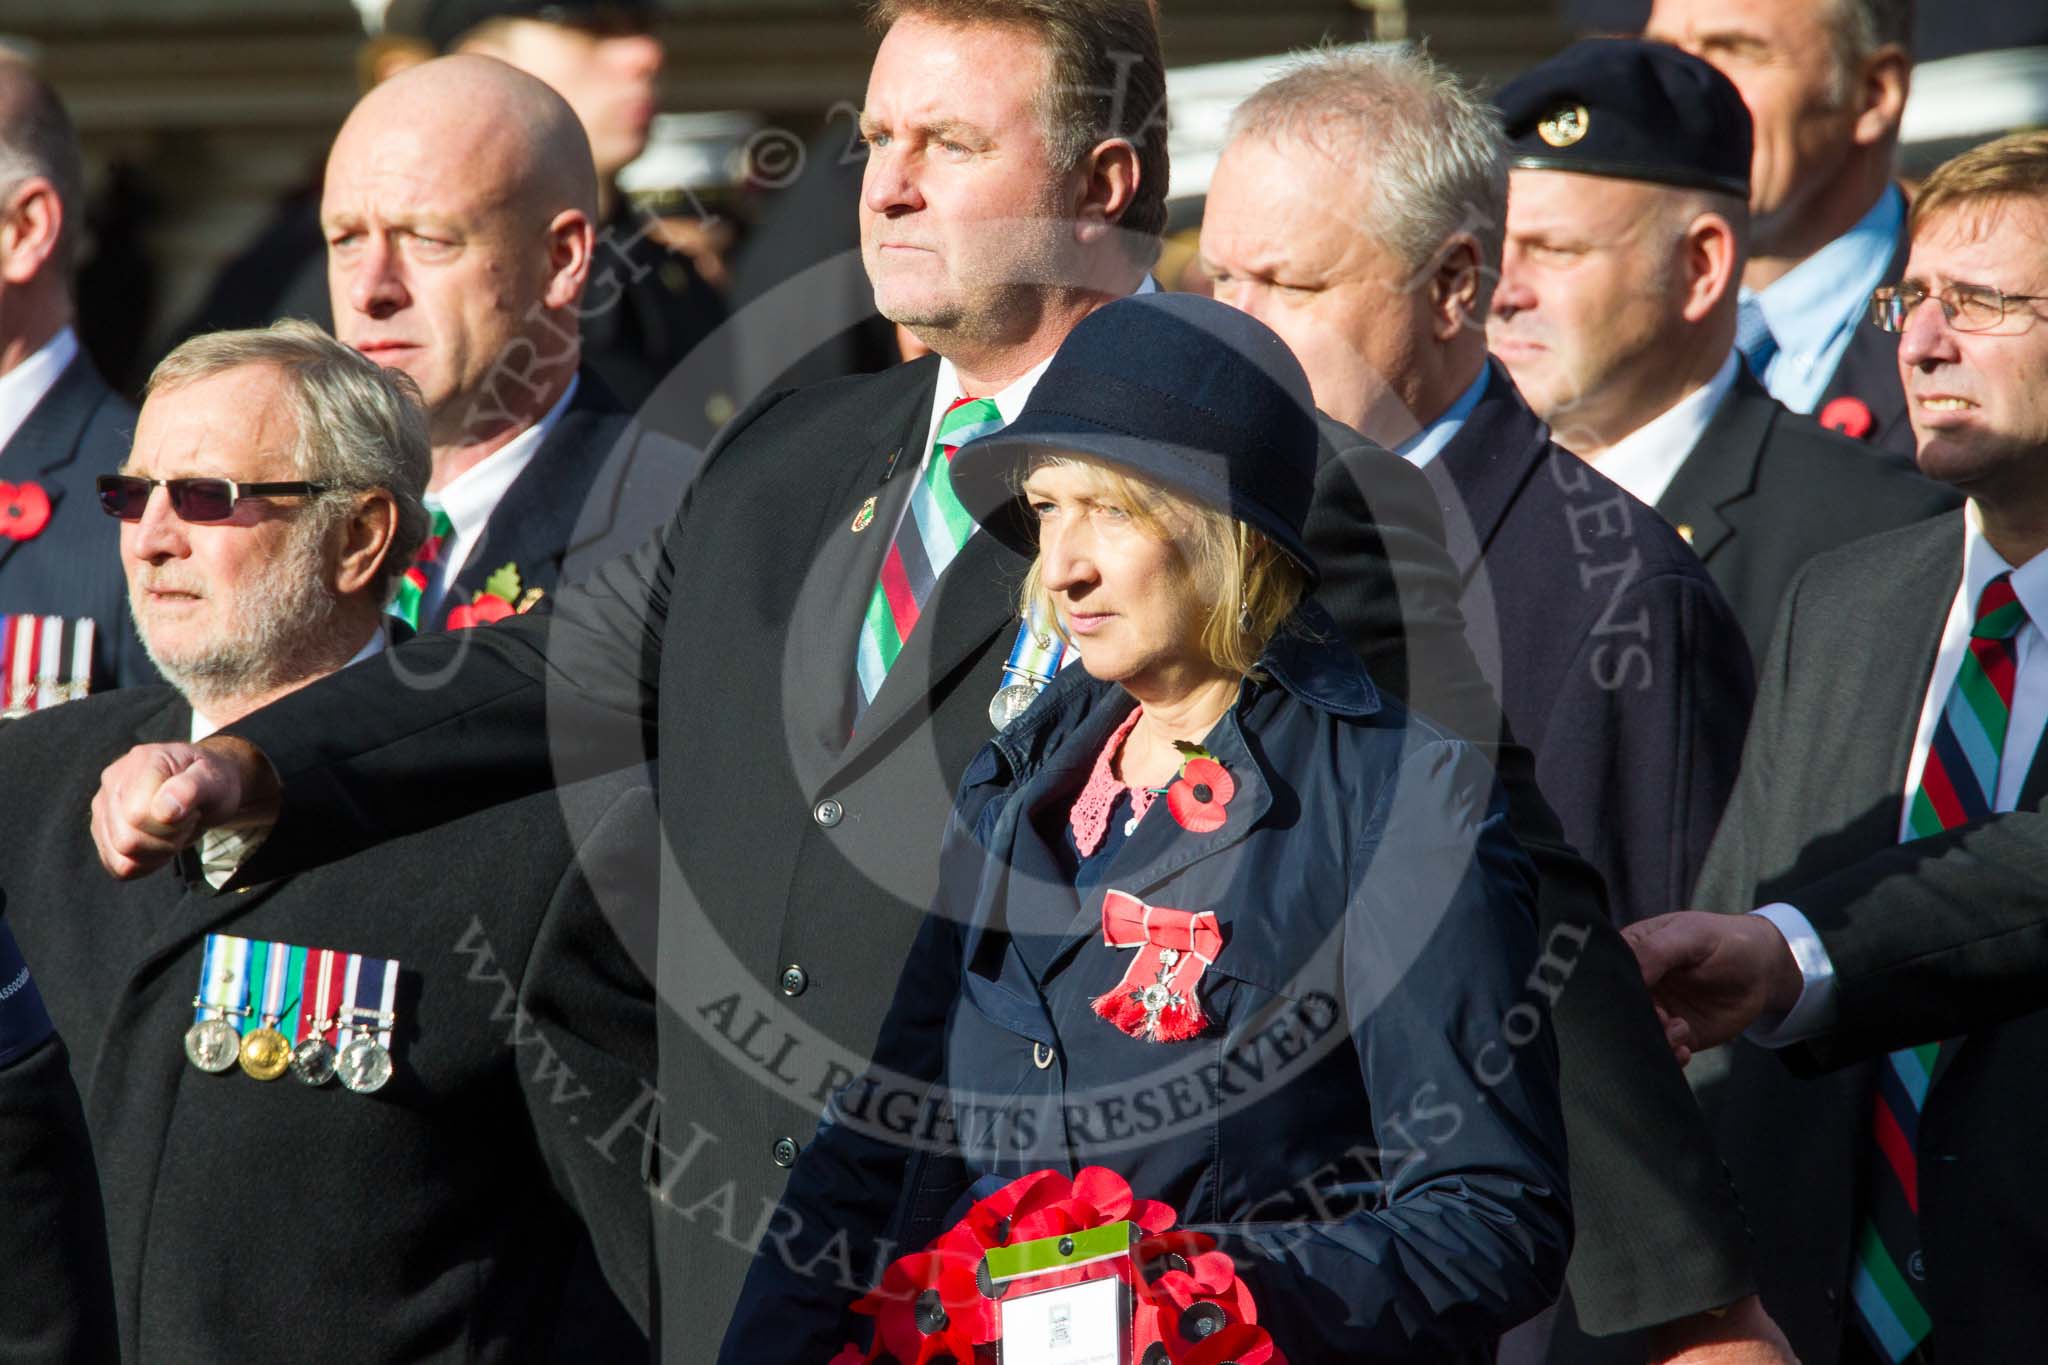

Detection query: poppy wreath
(834, 1167), (1285, 1364)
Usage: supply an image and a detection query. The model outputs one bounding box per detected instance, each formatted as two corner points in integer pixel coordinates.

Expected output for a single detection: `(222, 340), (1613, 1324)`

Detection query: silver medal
(184, 1016), (241, 1073)
(290, 1037), (337, 1086)
(337, 1034), (393, 1094)
(988, 682), (1039, 730)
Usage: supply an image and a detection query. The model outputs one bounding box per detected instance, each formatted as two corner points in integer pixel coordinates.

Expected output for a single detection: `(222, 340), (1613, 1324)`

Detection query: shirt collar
(0, 327), (78, 455)
(1588, 348), (1742, 508)
(1396, 363), (1491, 469)
(429, 374), (580, 539)
(189, 621), (390, 740)
(1749, 185), (1905, 371)
(1962, 498), (2048, 633)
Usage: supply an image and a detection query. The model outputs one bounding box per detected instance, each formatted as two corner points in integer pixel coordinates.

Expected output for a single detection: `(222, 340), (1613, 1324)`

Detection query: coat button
(772, 1136), (800, 1167)
(780, 964), (809, 997)
(1033, 1043), (1055, 1069)
(813, 798), (843, 828)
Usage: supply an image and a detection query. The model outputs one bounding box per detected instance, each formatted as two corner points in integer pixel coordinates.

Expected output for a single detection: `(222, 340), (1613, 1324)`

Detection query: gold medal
(239, 1024), (293, 1081)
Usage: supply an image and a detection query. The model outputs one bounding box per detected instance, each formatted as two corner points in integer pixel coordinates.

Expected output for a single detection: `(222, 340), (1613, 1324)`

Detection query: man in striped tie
(1625, 130), (2048, 1365)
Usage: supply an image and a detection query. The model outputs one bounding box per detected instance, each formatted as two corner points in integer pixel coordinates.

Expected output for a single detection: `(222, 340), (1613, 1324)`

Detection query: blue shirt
(1397, 364), (1491, 469)
(1745, 184), (1905, 415)
(0, 921), (54, 1069)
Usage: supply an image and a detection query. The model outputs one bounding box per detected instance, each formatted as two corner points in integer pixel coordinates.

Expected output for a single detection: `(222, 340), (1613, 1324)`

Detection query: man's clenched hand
(91, 736), (281, 879)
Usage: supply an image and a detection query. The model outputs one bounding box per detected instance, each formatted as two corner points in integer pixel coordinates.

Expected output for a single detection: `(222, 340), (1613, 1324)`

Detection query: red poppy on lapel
(1819, 396), (1875, 441)
(446, 592), (515, 630)
(0, 481), (51, 542)
(1165, 756), (1234, 832)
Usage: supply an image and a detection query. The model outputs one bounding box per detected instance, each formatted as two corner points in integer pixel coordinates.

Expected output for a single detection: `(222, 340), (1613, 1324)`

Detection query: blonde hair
(1017, 457), (1309, 679)
(1910, 130), (2048, 238)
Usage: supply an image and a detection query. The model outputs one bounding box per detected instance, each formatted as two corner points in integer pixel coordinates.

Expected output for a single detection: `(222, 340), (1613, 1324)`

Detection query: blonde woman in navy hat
(721, 293), (1570, 1364)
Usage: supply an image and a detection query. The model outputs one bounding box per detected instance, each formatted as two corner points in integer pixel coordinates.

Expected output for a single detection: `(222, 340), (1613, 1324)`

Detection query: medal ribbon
(195, 933), (251, 1024)
(1091, 890), (1221, 1042)
(239, 938), (270, 1038)
(342, 953), (400, 1049)
(298, 947), (344, 1045)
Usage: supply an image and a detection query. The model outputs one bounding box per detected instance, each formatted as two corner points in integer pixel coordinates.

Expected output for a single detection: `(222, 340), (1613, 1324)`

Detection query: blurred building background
(1, 0), (2037, 393)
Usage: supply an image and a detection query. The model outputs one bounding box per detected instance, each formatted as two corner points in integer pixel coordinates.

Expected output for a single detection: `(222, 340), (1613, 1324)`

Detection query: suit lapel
(0, 354), (120, 578)
(774, 359), (939, 782)
(442, 381), (628, 617)
(1427, 361), (1555, 582)
(1655, 368), (1775, 563)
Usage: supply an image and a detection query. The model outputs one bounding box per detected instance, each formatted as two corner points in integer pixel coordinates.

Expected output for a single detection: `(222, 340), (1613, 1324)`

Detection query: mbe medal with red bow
(1091, 891), (1221, 1043)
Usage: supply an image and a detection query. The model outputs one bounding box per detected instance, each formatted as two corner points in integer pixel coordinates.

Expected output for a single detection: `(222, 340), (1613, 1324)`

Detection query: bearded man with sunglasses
(1622, 130), (2048, 1365)
(0, 319), (661, 1364)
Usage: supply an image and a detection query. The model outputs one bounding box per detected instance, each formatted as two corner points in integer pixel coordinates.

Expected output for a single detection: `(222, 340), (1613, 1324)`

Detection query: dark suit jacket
(0, 685), (658, 1364)
(0, 350), (156, 692)
(1314, 416), (1757, 1339)
(1813, 221), (1912, 457)
(435, 370), (699, 630)
(1659, 366), (1959, 657)
(1694, 512), (2048, 1364)
(0, 923), (118, 1365)
(1430, 362), (1754, 928)
(222, 353), (1746, 1355)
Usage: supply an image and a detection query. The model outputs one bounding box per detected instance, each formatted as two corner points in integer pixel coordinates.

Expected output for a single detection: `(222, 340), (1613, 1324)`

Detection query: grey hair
(1825, 0), (1914, 105)
(0, 60), (85, 276)
(1225, 44), (1508, 313)
(146, 319), (433, 606)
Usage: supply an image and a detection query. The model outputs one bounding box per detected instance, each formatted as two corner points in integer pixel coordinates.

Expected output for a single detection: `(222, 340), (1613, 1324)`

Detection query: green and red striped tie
(389, 502), (453, 631)
(852, 395), (1003, 722)
(1853, 571), (2026, 1361)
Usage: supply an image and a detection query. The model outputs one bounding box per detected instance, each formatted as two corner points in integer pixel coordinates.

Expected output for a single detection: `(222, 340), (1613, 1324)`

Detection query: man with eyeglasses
(0, 318), (660, 1363)
(1620, 130), (2048, 1365)
(1488, 39), (1956, 658)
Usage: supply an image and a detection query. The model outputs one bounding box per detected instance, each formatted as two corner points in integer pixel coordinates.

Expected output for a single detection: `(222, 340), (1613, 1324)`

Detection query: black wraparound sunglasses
(96, 474), (328, 523)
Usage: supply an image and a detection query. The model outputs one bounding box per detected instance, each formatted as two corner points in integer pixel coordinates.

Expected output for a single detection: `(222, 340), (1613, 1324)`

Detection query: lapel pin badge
(1676, 523), (1695, 545)
(851, 496), (877, 533)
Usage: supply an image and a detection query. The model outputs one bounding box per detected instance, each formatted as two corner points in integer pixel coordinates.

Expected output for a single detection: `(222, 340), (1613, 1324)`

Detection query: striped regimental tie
(1853, 571), (2027, 1362)
(389, 501), (454, 631)
(852, 395), (1004, 724)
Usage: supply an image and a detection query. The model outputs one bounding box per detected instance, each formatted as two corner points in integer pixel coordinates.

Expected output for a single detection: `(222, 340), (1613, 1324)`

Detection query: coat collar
(1654, 364), (1777, 562)
(1426, 360), (1555, 579)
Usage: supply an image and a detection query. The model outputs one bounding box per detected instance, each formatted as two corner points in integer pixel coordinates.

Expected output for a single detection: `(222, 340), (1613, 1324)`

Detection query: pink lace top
(1069, 706), (1157, 856)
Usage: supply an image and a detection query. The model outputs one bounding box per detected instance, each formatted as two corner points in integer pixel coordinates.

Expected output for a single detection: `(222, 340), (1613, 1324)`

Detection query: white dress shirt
(1751, 502), (2048, 1043)
(422, 376), (579, 623)
(0, 327), (78, 453)
(1588, 349), (1740, 509)
(191, 624), (389, 889)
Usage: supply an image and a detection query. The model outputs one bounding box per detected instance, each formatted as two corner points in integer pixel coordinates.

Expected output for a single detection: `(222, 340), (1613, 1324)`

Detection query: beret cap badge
(1537, 102), (1590, 148)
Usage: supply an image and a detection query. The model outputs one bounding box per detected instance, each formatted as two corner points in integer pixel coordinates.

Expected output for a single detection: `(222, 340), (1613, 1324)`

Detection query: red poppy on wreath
(850, 1249), (993, 1364)
(1163, 742), (1235, 832)
(1182, 1323), (1286, 1365)
(0, 480), (51, 542)
(1818, 395), (1875, 441)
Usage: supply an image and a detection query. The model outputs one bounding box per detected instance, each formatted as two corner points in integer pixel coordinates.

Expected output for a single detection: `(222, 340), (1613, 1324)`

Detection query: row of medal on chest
(182, 933), (400, 1095)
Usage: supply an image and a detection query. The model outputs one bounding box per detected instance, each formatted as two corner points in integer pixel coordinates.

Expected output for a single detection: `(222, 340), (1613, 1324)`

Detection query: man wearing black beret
(1489, 38), (1956, 658)
(1201, 42), (1789, 1365)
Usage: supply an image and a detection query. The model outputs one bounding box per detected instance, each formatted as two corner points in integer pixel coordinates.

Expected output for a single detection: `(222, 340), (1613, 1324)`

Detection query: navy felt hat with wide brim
(950, 292), (1323, 586)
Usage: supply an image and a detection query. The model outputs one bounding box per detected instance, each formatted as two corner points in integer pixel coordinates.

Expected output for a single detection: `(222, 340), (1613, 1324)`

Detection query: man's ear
(1071, 138), (1141, 249)
(540, 209), (595, 313)
(1680, 211), (1741, 324)
(0, 177), (62, 287)
(1851, 44), (1910, 148)
(335, 490), (399, 599)
(1429, 233), (1484, 342)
